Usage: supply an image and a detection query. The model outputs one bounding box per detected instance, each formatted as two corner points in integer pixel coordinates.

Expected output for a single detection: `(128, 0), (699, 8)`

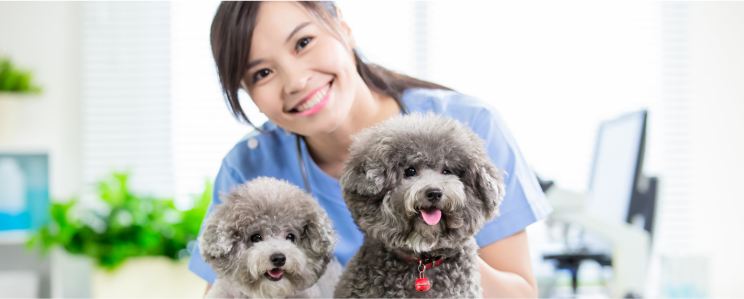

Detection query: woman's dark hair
(210, 1), (452, 127)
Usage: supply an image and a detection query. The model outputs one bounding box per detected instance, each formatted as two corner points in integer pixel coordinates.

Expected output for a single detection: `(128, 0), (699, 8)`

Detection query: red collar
(407, 256), (444, 271)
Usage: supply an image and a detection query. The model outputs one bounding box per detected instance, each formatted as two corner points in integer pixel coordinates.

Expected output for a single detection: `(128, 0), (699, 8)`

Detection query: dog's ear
(300, 211), (338, 260)
(473, 162), (506, 220)
(198, 217), (234, 263)
(339, 159), (387, 196)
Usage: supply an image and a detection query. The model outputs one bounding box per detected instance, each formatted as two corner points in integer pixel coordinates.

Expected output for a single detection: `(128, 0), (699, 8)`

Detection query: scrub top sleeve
(187, 158), (246, 284)
(470, 108), (553, 247)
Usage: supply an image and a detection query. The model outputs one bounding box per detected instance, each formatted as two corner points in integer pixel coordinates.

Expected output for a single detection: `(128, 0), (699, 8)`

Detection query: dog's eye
(442, 169), (452, 175)
(286, 233), (296, 243)
(250, 234), (262, 243)
(404, 167), (416, 177)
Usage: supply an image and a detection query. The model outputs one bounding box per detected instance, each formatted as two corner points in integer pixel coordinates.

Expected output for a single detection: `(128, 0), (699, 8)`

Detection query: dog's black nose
(270, 253), (286, 267)
(426, 189), (442, 202)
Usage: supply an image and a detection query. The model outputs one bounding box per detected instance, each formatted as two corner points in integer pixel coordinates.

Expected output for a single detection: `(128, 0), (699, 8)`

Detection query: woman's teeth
(296, 83), (330, 112)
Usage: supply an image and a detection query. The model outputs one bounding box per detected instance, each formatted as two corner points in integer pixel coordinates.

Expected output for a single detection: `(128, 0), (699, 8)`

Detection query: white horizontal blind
(644, 4), (694, 295)
(170, 1), (263, 208)
(413, 2), (429, 80)
(81, 2), (173, 200)
(657, 1), (694, 255)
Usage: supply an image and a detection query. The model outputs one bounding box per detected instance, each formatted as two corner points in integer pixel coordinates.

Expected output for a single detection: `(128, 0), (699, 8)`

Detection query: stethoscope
(295, 98), (409, 196)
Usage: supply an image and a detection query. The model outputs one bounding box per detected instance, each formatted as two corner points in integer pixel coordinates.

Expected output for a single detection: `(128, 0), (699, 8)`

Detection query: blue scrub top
(188, 88), (553, 284)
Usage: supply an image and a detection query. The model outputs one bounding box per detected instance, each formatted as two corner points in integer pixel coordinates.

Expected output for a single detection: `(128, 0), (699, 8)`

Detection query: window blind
(81, 2), (172, 200)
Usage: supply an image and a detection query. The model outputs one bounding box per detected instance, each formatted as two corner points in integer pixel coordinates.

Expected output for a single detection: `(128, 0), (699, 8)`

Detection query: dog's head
(199, 177), (337, 298)
(339, 112), (505, 252)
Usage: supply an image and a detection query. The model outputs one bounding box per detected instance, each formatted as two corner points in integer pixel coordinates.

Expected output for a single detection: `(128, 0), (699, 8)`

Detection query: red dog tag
(415, 278), (431, 292)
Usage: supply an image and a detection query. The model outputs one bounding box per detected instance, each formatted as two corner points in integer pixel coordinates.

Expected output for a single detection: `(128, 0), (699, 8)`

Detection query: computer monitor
(586, 110), (654, 233)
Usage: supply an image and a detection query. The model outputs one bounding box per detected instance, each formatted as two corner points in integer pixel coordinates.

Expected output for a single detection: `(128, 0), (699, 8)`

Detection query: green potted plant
(0, 55), (43, 95)
(28, 172), (212, 297)
(0, 55), (43, 140)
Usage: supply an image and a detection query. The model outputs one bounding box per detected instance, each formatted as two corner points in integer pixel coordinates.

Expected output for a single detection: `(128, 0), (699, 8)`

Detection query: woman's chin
(303, 120), (344, 137)
(299, 113), (351, 137)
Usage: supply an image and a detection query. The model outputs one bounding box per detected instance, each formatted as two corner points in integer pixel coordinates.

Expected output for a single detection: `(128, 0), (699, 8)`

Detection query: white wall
(338, 1), (418, 79)
(0, 2), (81, 201)
(0, 2), (89, 298)
(686, 2), (744, 297)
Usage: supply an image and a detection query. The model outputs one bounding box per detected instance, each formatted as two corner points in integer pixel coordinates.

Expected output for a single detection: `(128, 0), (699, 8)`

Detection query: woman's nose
(283, 67), (311, 96)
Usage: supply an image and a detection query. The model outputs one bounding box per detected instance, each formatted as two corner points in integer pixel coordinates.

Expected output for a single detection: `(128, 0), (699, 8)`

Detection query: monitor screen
(586, 111), (646, 227)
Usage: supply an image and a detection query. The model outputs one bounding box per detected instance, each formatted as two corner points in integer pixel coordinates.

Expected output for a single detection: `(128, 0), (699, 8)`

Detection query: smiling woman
(191, 1), (552, 298)
(211, 2), (449, 134)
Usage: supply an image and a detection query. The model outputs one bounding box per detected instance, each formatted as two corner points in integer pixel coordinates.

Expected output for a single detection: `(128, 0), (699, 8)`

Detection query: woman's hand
(477, 229), (538, 298)
(204, 283), (211, 298)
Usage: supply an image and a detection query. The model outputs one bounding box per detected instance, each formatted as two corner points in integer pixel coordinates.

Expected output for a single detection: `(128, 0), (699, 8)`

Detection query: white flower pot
(0, 92), (33, 142)
(91, 256), (206, 298)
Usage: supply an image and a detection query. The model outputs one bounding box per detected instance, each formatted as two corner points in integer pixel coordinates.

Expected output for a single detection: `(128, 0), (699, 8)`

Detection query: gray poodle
(199, 177), (338, 298)
(335, 113), (505, 298)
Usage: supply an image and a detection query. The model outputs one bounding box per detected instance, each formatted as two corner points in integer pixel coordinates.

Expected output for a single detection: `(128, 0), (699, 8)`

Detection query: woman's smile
(290, 80), (333, 116)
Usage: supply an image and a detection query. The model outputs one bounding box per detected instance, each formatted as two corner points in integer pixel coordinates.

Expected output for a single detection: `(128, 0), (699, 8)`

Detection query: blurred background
(0, 1), (742, 298)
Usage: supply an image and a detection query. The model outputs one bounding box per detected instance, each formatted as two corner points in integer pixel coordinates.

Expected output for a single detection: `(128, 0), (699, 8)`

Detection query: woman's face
(244, 2), (358, 136)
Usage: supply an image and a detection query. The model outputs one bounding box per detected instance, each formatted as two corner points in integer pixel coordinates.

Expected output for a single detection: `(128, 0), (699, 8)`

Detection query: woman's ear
(335, 7), (356, 49)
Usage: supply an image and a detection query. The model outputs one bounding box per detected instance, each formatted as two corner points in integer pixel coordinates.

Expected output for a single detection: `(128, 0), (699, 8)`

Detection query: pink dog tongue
(421, 209), (442, 225)
(268, 269), (283, 278)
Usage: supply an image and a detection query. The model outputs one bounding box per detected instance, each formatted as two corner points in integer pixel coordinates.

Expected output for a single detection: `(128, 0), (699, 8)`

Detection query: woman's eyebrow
(285, 22), (311, 43)
(248, 59), (263, 70)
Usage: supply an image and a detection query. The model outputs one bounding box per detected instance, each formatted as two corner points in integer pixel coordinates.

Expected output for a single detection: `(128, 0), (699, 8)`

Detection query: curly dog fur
(335, 113), (505, 298)
(199, 177), (338, 298)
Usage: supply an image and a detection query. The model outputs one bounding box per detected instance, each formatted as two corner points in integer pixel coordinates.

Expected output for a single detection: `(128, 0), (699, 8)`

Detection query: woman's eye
(442, 169), (452, 175)
(250, 234), (262, 243)
(404, 167), (416, 178)
(295, 37), (313, 51)
(286, 233), (296, 243)
(253, 69), (271, 82)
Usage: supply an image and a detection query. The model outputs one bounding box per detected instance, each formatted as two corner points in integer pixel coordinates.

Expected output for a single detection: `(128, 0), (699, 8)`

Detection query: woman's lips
(291, 81), (331, 111)
(291, 81), (332, 116)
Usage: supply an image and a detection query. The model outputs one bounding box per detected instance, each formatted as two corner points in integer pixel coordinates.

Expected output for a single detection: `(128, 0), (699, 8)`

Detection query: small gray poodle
(335, 113), (505, 298)
(199, 177), (339, 298)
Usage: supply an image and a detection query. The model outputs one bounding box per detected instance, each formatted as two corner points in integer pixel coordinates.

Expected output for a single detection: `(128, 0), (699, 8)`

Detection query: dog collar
(406, 256), (444, 271)
(406, 256), (444, 292)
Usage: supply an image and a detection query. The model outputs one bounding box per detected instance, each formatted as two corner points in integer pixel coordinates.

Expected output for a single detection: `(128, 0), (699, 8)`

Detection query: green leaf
(26, 172), (212, 270)
(0, 55), (42, 93)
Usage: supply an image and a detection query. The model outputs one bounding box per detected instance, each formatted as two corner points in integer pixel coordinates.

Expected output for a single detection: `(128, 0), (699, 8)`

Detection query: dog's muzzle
(264, 253), (286, 281)
(404, 172), (466, 226)
(265, 268), (284, 281)
(419, 188), (443, 225)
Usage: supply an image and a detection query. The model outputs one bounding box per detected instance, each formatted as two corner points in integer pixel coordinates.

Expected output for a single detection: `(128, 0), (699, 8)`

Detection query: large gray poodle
(335, 112), (505, 298)
(199, 177), (338, 298)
